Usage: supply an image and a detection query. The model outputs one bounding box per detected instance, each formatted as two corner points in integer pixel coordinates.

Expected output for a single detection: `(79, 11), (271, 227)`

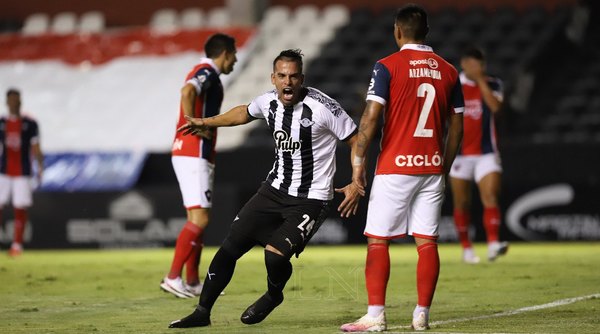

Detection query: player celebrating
(450, 46), (508, 264)
(167, 49), (362, 328)
(339, 5), (464, 331)
(161, 33), (237, 298)
(0, 88), (44, 257)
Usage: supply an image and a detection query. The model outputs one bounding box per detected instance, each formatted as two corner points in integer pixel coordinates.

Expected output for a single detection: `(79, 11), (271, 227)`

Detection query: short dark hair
(461, 46), (486, 61)
(273, 49), (304, 73)
(6, 88), (20, 98)
(395, 4), (429, 41)
(204, 33), (236, 58)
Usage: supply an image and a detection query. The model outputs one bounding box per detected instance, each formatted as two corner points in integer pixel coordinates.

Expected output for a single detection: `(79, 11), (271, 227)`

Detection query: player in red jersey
(0, 88), (44, 257)
(339, 5), (464, 331)
(160, 33), (237, 298)
(450, 46), (508, 264)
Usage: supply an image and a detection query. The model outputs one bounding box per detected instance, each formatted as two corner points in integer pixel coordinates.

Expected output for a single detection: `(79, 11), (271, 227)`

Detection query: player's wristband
(353, 156), (364, 166)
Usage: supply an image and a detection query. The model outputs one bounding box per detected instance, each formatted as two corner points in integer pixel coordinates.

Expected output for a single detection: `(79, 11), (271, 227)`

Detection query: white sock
(413, 305), (429, 319)
(367, 305), (385, 317)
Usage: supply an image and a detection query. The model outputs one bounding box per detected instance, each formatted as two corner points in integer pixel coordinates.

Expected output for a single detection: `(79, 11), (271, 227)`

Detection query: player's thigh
(364, 174), (420, 239)
(408, 174), (445, 239)
(229, 190), (283, 247)
(172, 156), (214, 209)
(269, 200), (330, 258)
(0, 174), (10, 205)
(11, 176), (33, 208)
(449, 177), (472, 210)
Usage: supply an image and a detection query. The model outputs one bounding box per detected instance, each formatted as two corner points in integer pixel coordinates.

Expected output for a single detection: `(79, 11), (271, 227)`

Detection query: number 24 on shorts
(297, 214), (315, 238)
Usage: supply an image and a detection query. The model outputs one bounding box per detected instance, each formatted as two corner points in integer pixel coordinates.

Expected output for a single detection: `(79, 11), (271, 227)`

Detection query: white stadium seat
(180, 8), (206, 29)
(22, 13), (50, 35)
(150, 8), (178, 33)
(79, 11), (105, 33)
(206, 7), (230, 28)
(51, 12), (77, 35)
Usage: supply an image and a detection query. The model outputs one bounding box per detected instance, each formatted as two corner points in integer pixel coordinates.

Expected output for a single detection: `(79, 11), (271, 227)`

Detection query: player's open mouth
(283, 87), (294, 99)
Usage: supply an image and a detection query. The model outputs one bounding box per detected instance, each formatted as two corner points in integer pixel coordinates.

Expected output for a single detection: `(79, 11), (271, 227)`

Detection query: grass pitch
(0, 243), (599, 333)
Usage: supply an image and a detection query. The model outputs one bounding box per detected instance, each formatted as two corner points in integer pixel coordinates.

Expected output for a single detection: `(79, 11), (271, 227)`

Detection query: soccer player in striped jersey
(160, 33), (238, 299)
(339, 5), (464, 331)
(168, 49), (362, 328)
(449, 46), (508, 264)
(0, 88), (44, 257)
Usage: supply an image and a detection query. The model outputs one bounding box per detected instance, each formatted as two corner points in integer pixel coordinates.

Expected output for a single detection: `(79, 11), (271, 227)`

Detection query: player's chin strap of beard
(294, 202), (330, 258)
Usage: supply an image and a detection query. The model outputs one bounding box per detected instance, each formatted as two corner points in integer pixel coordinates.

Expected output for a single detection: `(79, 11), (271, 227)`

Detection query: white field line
(387, 293), (600, 330)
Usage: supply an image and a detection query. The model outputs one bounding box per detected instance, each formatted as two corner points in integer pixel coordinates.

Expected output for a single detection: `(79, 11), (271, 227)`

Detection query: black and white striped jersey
(247, 87), (357, 201)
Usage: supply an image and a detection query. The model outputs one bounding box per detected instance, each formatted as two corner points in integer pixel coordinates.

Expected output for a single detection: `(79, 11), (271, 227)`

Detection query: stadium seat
(79, 11), (105, 33)
(321, 4), (350, 28)
(180, 8), (205, 29)
(150, 8), (178, 33)
(206, 7), (230, 28)
(51, 12), (77, 35)
(22, 13), (49, 35)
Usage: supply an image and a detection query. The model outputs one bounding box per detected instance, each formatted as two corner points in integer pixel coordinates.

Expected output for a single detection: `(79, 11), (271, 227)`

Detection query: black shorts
(229, 183), (330, 258)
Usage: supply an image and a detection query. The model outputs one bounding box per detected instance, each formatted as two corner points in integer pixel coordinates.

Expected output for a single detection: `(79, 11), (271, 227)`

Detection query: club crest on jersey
(299, 118), (314, 127)
(274, 130), (301, 154)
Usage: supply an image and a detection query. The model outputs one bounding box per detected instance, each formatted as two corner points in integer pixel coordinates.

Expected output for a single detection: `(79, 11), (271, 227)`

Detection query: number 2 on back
(413, 83), (435, 138)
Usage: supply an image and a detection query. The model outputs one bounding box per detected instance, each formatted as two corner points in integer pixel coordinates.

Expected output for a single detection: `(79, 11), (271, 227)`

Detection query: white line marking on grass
(388, 293), (600, 330)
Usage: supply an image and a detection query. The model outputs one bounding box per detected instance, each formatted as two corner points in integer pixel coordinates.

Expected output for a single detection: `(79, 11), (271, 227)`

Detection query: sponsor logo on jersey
(6, 133), (22, 150)
(395, 152), (442, 167)
(409, 58), (439, 69)
(464, 99), (483, 120)
(273, 130), (301, 154)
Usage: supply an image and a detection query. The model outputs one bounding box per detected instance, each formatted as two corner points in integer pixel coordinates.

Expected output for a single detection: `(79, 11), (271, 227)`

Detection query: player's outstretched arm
(178, 105), (252, 136)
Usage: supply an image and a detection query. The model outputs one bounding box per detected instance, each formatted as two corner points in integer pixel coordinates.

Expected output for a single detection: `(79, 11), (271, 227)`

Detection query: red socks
(453, 209), (472, 249)
(416, 243), (439, 307)
(168, 221), (203, 279)
(483, 207), (501, 243)
(185, 238), (204, 286)
(13, 208), (27, 245)
(365, 243), (390, 306)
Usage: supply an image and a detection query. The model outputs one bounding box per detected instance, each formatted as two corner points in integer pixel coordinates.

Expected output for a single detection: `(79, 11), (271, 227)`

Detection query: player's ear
(271, 72), (276, 85)
(394, 23), (401, 40)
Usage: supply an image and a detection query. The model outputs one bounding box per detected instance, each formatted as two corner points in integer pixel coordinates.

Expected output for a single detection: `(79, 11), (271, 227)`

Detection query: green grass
(0, 243), (599, 333)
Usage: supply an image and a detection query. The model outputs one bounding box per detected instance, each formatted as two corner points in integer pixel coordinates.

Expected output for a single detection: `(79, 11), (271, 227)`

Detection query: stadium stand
(0, 1), (593, 151)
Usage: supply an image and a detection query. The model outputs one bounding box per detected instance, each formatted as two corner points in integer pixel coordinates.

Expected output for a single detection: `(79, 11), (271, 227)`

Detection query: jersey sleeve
(247, 93), (268, 119)
(186, 67), (214, 95)
(365, 62), (390, 106)
(450, 78), (465, 114)
(324, 105), (357, 141)
(29, 120), (40, 145)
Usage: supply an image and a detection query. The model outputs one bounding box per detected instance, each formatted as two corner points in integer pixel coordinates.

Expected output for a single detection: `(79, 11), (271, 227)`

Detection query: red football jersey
(0, 115), (40, 176)
(366, 44), (464, 175)
(172, 58), (223, 162)
(459, 72), (503, 156)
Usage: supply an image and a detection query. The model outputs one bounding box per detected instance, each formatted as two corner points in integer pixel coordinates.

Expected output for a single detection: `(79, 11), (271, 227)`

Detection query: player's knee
(264, 248), (290, 268)
(221, 237), (250, 260)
